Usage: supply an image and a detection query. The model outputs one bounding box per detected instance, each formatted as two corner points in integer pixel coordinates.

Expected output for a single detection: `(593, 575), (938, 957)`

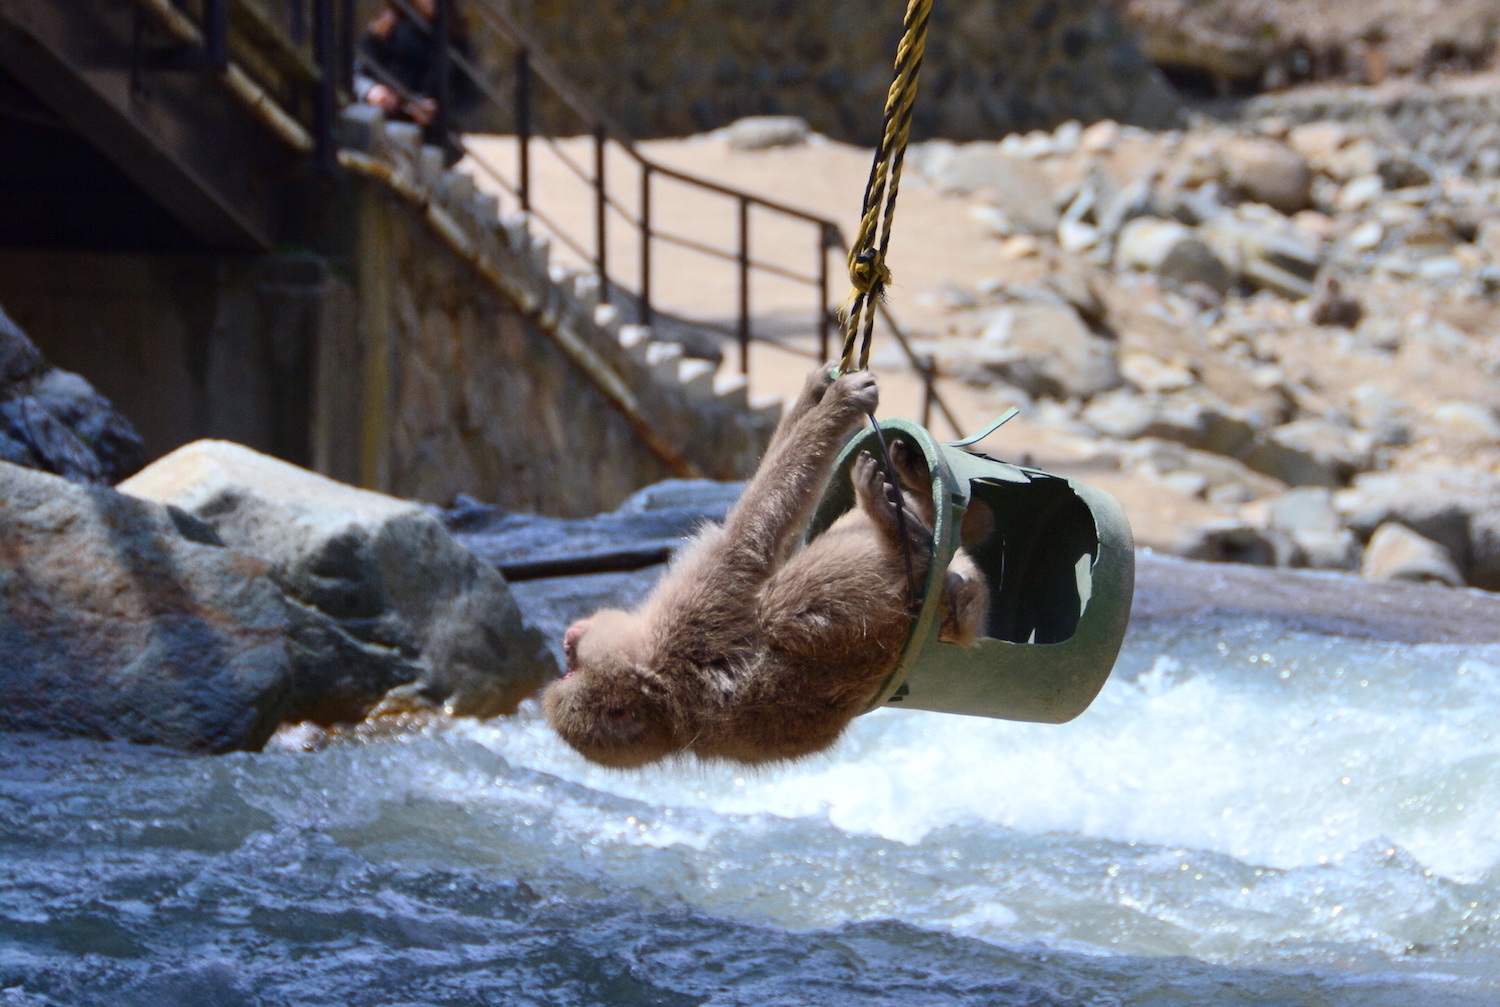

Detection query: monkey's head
(542, 610), (678, 769)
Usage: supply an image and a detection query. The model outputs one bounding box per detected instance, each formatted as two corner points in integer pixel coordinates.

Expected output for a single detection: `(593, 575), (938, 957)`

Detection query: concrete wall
(470, 0), (1179, 142)
(0, 252), (347, 470)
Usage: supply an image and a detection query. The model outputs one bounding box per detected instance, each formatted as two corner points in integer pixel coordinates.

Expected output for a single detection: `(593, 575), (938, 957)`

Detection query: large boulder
(0, 461), (292, 752)
(119, 441), (555, 724)
(0, 305), (146, 484)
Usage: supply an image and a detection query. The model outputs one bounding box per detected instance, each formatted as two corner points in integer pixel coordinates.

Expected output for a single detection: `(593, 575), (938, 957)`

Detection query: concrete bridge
(0, 0), (775, 515)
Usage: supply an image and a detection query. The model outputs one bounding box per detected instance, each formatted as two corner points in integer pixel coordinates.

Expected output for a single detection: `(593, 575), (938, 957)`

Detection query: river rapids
(4, 608), (1500, 1005)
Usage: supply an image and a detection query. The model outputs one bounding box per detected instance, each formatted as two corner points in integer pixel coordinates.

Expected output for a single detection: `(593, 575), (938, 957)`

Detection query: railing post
(204, 0), (228, 68)
(312, 0), (336, 174)
(515, 47), (531, 213)
(429, 0), (452, 147)
(921, 354), (936, 428)
(289, 0), (305, 45)
(595, 124), (608, 304)
(639, 163), (652, 326)
(738, 197), (751, 376)
(339, 0), (356, 95)
(817, 224), (831, 363)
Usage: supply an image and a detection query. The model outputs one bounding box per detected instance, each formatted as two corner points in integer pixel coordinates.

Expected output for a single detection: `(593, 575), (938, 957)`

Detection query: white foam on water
(464, 628), (1500, 885)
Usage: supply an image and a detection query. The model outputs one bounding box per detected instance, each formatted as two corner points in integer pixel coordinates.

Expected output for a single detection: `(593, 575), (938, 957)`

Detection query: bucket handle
(946, 407), (1018, 449)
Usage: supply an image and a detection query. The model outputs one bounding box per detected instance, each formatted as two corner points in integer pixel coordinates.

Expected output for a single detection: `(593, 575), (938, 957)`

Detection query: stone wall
(337, 169), (773, 516)
(462, 0), (1178, 143)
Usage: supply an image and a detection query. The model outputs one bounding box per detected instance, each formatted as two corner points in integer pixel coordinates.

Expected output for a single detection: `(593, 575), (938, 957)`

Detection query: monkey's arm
(718, 371), (877, 578)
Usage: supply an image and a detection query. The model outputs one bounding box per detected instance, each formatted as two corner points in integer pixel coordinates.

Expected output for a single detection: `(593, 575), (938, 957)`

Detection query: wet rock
(1361, 522), (1464, 587)
(0, 461), (291, 752)
(0, 305), (146, 485)
(1336, 469), (1500, 590)
(1240, 420), (1374, 487)
(723, 116), (809, 150)
(1219, 137), (1313, 214)
(945, 304), (1120, 400)
(1115, 217), (1232, 294)
(119, 441), (554, 724)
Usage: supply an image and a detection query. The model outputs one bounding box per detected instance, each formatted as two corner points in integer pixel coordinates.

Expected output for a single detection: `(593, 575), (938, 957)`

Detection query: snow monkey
(544, 365), (991, 768)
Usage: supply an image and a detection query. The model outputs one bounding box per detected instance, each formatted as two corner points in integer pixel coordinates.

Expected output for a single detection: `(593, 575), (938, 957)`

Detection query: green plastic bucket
(808, 418), (1135, 723)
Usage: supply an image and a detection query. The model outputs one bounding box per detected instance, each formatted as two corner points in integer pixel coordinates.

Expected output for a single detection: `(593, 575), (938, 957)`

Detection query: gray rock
(723, 116), (810, 150)
(1378, 156), (1432, 190)
(1259, 487), (1360, 569)
(0, 461), (292, 752)
(945, 304), (1121, 400)
(1362, 522), (1464, 587)
(1173, 517), (1299, 567)
(928, 146), (1059, 234)
(1240, 420), (1374, 487)
(119, 441), (555, 724)
(1264, 487), (1341, 534)
(1349, 383), (1413, 447)
(1133, 553), (1500, 645)
(1082, 387), (1260, 457)
(0, 305), (146, 485)
(1115, 217), (1232, 294)
(1290, 529), (1362, 571)
(1219, 137), (1313, 214)
(1335, 468), (1500, 591)
(1200, 216), (1322, 300)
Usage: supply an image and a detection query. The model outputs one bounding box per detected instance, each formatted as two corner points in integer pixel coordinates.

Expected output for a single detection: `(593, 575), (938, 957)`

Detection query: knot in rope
(837, 0), (933, 376)
(847, 248), (892, 299)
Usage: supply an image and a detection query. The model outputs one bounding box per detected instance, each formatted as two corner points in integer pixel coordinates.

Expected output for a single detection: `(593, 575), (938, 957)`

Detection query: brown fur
(543, 366), (990, 768)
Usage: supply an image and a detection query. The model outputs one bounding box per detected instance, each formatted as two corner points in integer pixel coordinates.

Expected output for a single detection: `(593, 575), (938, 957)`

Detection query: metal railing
(173, 0), (962, 435)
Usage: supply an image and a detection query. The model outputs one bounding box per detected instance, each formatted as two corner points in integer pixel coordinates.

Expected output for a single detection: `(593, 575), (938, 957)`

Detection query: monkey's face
(543, 610), (676, 769)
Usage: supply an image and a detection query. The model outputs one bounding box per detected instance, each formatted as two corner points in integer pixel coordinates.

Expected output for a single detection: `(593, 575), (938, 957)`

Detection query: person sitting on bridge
(355, 0), (474, 129)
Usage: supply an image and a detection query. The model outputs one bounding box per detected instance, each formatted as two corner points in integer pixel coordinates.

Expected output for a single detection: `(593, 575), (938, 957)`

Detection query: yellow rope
(838, 0), (934, 375)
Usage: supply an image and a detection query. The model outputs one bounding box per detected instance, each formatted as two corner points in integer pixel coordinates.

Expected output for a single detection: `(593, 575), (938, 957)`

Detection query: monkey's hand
(825, 370), (879, 418)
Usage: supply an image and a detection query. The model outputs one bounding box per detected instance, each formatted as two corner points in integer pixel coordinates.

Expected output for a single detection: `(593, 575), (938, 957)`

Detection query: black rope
(866, 413), (919, 613)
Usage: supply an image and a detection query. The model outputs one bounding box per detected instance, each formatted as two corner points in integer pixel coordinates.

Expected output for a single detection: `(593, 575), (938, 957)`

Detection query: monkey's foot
(889, 437), (931, 492)
(853, 451), (933, 548)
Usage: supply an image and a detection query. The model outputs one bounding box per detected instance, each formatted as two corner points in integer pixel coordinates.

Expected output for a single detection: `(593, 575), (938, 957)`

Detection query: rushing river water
(4, 615), (1500, 1005)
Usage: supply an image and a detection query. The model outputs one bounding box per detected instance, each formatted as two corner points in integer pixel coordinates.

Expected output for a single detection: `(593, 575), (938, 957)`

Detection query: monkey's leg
(939, 548), (990, 647)
(721, 371), (879, 578)
(887, 438), (938, 528)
